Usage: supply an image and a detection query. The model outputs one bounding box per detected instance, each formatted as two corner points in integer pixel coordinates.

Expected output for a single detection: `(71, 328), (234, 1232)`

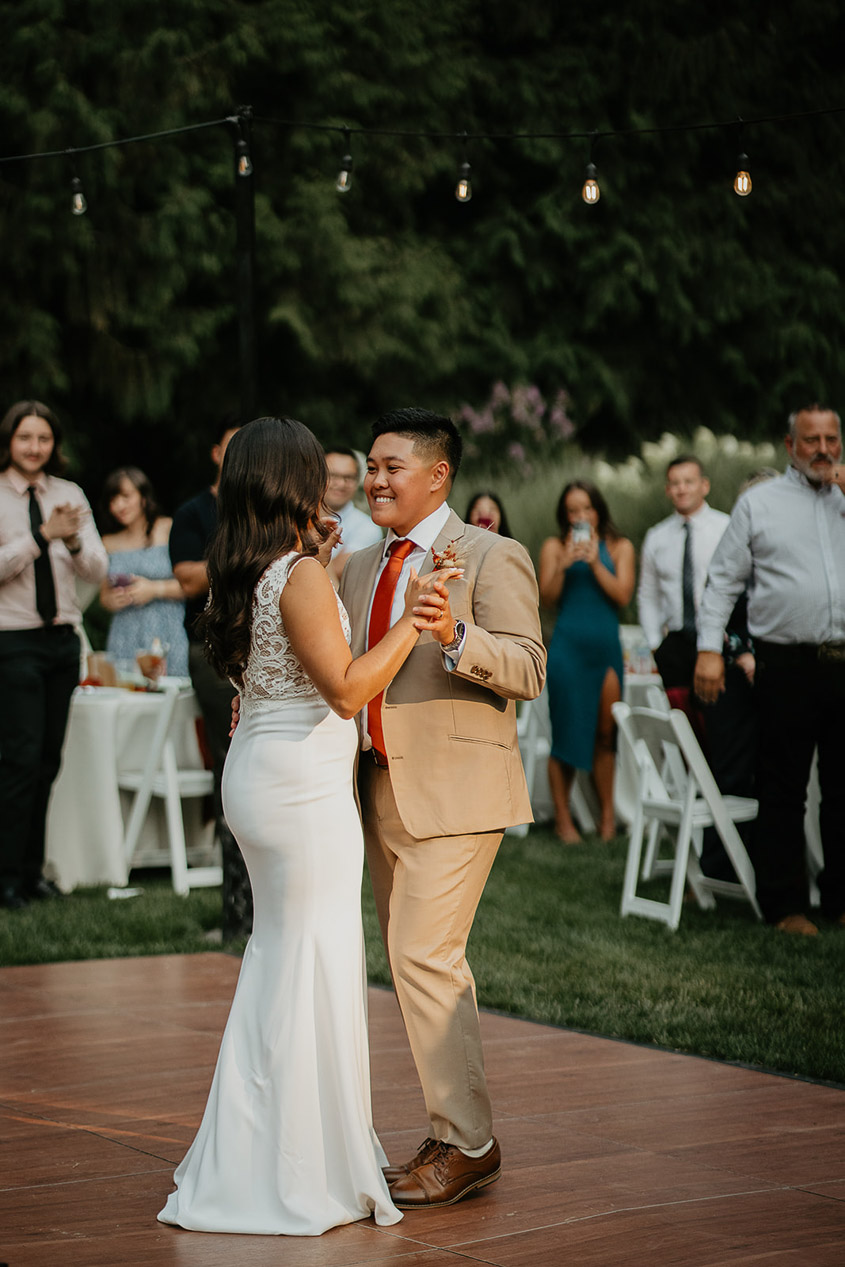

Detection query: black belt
(756, 639), (845, 666)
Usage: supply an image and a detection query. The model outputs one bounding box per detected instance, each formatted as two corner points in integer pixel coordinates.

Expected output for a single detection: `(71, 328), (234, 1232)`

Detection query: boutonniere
(431, 538), (468, 572)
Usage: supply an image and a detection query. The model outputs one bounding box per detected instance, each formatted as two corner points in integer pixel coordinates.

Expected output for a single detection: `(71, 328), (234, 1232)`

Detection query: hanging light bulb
(336, 136), (353, 193)
(236, 139), (253, 177)
(455, 160), (472, 203)
(733, 153), (752, 196)
(581, 162), (600, 205)
(70, 176), (87, 216)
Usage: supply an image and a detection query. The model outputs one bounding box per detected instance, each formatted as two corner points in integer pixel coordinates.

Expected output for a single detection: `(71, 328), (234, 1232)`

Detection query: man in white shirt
(323, 446), (382, 583)
(638, 456), (744, 881)
(695, 405), (845, 935)
(637, 455), (730, 695)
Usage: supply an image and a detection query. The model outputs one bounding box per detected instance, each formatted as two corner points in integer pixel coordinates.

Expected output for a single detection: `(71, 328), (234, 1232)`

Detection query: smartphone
(571, 521), (591, 544)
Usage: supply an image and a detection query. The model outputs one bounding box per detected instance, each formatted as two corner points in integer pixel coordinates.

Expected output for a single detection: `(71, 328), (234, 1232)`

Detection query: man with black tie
(637, 454), (729, 703)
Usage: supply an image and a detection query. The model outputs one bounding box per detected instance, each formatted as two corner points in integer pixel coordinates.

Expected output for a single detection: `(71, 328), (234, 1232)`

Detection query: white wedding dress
(158, 553), (401, 1236)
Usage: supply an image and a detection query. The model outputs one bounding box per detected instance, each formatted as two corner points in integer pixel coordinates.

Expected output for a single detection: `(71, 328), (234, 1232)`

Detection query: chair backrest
(612, 701), (670, 806)
(613, 701), (686, 800)
(664, 707), (746, 850)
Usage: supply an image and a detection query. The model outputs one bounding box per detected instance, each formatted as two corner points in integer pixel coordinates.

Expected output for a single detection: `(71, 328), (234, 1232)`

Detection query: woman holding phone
(539, 480), (634, 843)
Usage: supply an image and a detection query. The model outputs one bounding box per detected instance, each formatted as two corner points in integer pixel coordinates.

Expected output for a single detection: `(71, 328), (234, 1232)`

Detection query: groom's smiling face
(365, 433), (450, 537)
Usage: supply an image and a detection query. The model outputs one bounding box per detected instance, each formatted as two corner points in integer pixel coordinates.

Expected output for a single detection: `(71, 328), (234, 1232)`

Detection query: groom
(339, 408), (546, 1209)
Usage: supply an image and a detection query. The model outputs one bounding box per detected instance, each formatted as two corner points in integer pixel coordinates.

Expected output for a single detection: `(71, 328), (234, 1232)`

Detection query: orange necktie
(367, 538), (415, 762)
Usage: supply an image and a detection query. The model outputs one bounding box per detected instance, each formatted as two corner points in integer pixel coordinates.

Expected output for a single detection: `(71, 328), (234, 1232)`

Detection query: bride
(157, 416), (456, 1236)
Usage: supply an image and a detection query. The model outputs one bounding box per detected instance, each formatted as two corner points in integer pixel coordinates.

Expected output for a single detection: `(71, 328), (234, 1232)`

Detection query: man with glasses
(324, 446), (383, 582)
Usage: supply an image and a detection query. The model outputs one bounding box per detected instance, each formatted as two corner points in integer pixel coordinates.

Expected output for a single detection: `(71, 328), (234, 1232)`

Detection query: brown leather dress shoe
(382, 1136), (439, 1185)
(388, 1138), (501, 1209)
(775, 914), (819, 936)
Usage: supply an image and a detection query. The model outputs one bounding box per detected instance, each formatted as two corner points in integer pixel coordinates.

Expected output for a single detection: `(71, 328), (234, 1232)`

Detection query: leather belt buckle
(818, 642), (845, 663)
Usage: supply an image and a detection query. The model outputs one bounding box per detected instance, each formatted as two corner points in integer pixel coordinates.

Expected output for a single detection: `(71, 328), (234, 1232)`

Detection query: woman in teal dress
(99, 467), (189, 677)
(539, 481), (635, 843)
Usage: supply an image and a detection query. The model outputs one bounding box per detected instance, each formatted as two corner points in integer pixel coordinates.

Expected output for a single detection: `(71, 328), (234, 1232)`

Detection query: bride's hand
(403, 566), (463, 638)
(314, 519), (342, 568)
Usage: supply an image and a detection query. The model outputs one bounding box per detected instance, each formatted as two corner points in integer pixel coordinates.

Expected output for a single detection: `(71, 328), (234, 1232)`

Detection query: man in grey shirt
(695, 404), (845, 935)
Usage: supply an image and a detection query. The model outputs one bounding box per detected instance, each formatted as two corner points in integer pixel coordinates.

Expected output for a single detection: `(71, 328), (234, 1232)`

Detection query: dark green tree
(1, 0), (845, 508)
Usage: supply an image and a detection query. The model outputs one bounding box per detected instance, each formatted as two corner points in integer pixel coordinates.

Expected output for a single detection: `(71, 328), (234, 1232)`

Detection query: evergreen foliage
(1, 1), (845, 507)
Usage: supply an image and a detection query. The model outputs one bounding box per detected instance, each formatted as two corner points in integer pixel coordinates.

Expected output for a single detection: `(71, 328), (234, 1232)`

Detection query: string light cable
(2, 102), (845, 206)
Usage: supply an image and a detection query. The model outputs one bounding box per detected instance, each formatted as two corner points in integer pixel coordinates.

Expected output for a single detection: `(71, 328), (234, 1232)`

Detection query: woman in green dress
(539, 481), (635, 843)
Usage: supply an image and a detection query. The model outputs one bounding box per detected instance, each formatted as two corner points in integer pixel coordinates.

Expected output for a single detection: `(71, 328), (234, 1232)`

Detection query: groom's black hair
(371, 407), (462, 481)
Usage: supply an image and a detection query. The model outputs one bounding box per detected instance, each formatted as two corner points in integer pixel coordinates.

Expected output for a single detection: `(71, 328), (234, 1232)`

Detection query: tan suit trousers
(360, 759), (502, 1151)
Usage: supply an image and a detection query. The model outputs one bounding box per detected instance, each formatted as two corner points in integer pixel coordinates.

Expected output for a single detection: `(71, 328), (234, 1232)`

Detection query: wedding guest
(323, 445), (382, 583)
(539, 480), (634, 843)
(637, 454), (729, 710)
(99, 466), (188, 677)
(464, 490), (512, 537)
(159, 416), (449, 1235)
(0, 400), (108, 908)
(170, 416), (246, 937)
(695, 405), (845, 935)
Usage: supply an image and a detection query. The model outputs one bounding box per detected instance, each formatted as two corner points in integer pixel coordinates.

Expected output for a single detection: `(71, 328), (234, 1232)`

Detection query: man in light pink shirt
(0, 400), (107, 908)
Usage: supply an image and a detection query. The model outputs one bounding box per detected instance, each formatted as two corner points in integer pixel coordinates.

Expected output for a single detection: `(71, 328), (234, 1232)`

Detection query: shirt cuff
(442, 621), (467, 671)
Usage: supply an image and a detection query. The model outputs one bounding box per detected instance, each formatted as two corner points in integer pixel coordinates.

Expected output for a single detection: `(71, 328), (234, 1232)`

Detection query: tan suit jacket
(339, 509), (546, 838)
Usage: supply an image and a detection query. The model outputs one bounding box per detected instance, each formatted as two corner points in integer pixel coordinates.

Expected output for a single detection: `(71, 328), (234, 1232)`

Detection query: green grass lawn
(2, 826), (842, 1086)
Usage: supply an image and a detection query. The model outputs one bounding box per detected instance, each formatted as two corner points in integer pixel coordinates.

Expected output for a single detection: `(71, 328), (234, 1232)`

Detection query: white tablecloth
(45, 685), (215, 892)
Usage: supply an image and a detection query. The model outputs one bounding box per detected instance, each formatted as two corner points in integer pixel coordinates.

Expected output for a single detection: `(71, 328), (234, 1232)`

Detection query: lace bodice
(240, 553), (351, 714)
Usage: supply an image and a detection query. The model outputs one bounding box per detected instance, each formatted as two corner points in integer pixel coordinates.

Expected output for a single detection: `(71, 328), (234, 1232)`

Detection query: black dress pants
(753, 642), (845, 923)
(188, 642), (252, 940)
(654, 631), (758, 880)
(0, 626), (80, 893)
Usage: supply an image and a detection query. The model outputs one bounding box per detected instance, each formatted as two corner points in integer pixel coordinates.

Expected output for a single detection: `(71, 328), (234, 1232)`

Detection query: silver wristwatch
(443, 619), (466, 653)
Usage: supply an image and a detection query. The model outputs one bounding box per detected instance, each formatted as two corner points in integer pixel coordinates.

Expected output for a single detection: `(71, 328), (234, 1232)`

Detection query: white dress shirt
(698, 466), (845, 650)
(331, 499), (383, 557)
(637, 502), (730, 650)
(0, 468), (108, 630)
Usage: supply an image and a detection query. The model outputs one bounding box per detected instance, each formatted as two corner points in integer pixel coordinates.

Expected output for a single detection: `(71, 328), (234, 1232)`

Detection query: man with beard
(695, 404), (845, 935)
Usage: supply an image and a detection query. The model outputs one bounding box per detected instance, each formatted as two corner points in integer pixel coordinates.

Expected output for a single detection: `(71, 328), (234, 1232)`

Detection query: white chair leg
(161, 741), (190, 897)
(641, 818), (663, 879)
(620, 793), (647, 918)
(666, 785), (698, 930)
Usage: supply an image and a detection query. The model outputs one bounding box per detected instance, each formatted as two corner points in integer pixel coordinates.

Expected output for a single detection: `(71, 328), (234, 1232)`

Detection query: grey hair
(787, 404), (841, 440)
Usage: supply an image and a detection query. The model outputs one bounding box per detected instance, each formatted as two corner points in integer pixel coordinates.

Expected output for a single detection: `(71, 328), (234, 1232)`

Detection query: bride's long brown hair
(199, 416), (331, 683)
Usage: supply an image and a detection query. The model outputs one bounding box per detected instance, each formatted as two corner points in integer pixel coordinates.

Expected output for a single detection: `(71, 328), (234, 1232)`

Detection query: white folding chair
(613, 702), (762, 930)
(117, 687), (220, 896)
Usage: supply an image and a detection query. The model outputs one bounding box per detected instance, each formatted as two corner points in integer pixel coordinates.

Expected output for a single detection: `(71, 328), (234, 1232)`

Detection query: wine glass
(136, 642), (169, 687)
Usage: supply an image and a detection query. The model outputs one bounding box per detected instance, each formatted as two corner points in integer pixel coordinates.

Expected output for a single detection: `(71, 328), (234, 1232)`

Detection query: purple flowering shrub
(457, 381), (575, 473)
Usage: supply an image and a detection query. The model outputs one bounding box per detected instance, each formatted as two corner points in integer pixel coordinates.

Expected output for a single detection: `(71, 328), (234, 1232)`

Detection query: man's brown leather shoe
(382, 1137), (439, 1185)
(775, 913), (819, 936)
(388, 1138), (501, 1209)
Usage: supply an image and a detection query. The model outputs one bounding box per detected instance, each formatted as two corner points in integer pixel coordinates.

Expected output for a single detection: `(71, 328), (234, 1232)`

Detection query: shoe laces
(428, 1141), (457, 1182)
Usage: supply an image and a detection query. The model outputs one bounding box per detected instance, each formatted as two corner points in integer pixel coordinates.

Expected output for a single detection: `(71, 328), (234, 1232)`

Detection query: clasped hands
(41, 502), (84, 552)
(404, 565), (463, 645)
(101, 575), (159, 612)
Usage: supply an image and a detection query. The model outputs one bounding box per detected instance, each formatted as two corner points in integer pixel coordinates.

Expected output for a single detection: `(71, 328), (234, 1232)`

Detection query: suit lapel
(347, 545), (384, 656)
(428, 509), (467, 570)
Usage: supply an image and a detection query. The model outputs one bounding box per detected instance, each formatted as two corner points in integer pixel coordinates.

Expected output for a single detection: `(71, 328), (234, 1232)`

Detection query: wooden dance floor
(2, 953), (844, 1266)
